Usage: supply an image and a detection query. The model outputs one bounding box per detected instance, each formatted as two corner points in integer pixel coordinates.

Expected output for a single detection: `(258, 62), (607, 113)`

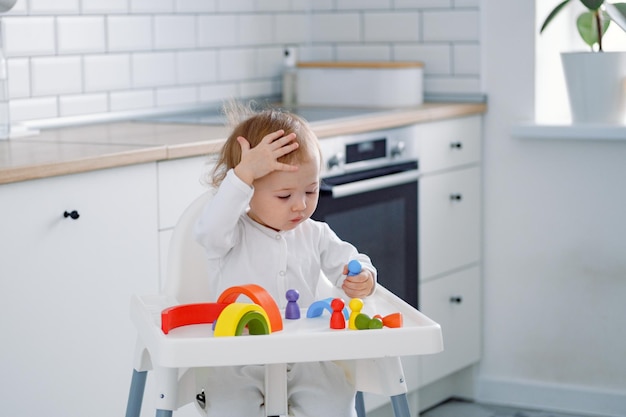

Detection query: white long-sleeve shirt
(193, 169), (376, 308)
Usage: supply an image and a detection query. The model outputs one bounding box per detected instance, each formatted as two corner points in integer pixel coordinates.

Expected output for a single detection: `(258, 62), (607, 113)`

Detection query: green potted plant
(540, 1), (626, 124)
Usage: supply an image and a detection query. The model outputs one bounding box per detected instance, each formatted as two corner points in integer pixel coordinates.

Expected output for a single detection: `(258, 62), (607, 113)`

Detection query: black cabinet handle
(449, 296), (463, 304)
(63, 210), (80, 220)
(450, 142), (463, 149)
(449, 194), (463, 201)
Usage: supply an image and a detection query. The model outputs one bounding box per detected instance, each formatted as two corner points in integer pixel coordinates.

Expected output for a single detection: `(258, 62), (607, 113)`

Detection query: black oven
(312, 127), (420, 308)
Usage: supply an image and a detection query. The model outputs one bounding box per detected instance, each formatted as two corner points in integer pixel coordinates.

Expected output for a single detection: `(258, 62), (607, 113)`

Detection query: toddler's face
(247, 156), (320, 231)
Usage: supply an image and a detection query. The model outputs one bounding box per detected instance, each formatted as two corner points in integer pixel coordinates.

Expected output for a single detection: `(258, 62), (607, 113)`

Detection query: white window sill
(512, 122), (626, 141)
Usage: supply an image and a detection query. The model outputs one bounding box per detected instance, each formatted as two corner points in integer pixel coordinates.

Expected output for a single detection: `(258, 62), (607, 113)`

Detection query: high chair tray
(131, 286), (443, 369)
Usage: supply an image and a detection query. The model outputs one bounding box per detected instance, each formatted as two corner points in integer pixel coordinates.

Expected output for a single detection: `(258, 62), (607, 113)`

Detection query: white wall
(2, 0), (481, 125)
(480, 1), (626, 416)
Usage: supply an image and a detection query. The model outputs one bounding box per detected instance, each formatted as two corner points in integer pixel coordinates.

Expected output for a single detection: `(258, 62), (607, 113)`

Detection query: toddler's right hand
(234, 129), (299, 186)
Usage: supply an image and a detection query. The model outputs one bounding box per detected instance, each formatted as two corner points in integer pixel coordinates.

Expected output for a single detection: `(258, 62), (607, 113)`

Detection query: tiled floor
(420, 399), (598, 417)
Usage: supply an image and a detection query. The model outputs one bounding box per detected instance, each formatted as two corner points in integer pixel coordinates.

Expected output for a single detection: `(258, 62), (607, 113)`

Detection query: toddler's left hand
(341, 267), (375, 299)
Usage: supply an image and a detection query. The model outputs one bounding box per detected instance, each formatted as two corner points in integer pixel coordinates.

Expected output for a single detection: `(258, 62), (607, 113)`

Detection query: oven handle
(326, 170), (419, 198)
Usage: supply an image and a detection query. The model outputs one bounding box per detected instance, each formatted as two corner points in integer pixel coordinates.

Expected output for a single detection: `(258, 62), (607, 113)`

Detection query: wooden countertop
(0, 102), (486, 185)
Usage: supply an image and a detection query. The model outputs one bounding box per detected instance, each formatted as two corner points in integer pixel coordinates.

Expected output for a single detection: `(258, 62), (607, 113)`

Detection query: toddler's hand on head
(234, 129), (299, 185)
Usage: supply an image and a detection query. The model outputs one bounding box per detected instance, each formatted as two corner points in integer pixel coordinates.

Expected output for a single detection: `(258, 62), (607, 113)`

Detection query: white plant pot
(561, 51), (626, 124)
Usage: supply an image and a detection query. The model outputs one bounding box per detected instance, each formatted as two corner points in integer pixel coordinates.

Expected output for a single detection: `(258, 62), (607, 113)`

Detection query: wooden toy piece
(217, 284), (283, 332)
(330, 298), (346, 329)
(347, 259), (362, 276)
(161, 302), (229, 334)
(368, 316), (383, 329)
(354, 313), (372, 330)
(373, 312), (404, 328)
(354, 313), (384, 330)
(306, 297), (350, 320)
(214, 303), (272, 337)
(348, 298), (364, 330)
(285, 289), (301, 320)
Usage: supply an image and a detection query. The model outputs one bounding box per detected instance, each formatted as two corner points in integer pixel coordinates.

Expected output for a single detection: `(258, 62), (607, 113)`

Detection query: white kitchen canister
(295, 61), (424, 108)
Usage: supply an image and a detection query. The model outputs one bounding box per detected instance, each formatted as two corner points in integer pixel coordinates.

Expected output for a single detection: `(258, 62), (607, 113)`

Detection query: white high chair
(125, 191), (443, 417)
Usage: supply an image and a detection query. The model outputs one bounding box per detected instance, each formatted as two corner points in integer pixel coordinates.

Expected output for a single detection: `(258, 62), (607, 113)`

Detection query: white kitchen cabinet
(0, 164), (159, 417)
(418, 115), (482, 391)
(419, 166), (481, 279)
(419, 266), (481, 386)
(419, 115), (481, 174)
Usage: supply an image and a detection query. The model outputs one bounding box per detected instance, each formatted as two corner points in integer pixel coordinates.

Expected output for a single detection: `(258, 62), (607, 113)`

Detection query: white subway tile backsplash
(199, 82), (239, 103)
(156, 86), (198, 107)
(2, 2), (483, 124)
(274, 14), (310, 44)
(177, 50), (218, 84)
(197, 15), (237, 47)
(31, 56), (82, 96)
(4, 0), (27, 15)
(216, 0), (255, 13)
(240, 79), (277, 99)
(132, 52), (177, 87)
(299, 45), (334, 61)
(309, 0), (334, 11)
(239, 15), (274, 46)
(218, 48), (256, 82)
(453, 43), (480, 75)
(394, 43), (451, 75)
(59, 93), (108, 117)
(29, 0), (79, 14)
(424, 75), (480, 94)
(110, 89), (155, 111)
(311, 13), (361, 43)
(394, 0), (452, 8)
(82, 0), (128, 14)
(131, 0), (174, 14)
(423, 10), (479, 42)
(256, 0), (291, 12)
(4, 17), (55, 57)
(336, 45), (392, 61)
(256, 46), (284, 78)
(84, 54), (132, 92)
(175, 0), (217, 13)
(337, 0), (391, 10)
(10, 96), (58, 122)
(107, 16), (153, 52)
(363, 12), (420, 42)
(453, 0), (480, 7)
(57, 16), (106, 54)
(154, 15), (197, 50)
(7, 58), (30, 99)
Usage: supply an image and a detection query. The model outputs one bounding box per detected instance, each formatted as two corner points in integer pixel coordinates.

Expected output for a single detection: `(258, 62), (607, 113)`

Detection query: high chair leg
(390, 393), (411, 417)
(355, 391), (366, 417)
(126, 370), (148, 417)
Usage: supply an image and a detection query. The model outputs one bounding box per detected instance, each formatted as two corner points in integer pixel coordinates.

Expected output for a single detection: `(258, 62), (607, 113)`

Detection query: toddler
(194, 102), (377, 417)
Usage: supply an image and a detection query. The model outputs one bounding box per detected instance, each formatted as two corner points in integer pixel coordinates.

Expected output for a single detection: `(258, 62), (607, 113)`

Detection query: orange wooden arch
(217, 284), (283, 332)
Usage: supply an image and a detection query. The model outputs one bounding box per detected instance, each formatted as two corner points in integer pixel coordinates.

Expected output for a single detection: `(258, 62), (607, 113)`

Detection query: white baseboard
(476, 376), (626, 417)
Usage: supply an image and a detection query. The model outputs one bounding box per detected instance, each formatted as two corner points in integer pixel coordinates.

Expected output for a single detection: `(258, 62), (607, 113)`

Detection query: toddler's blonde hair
(210, 101), (321, 187)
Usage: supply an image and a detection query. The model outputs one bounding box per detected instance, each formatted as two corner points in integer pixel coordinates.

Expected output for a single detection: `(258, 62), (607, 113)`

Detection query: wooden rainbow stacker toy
(127, 284), (443, 417)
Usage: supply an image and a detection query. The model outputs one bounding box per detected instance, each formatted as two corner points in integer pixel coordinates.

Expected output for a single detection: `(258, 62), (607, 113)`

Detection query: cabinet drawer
(419, 266), (481, 387)
(419, 116), (481, 174)
(419, 166), (481, 280)
(158, 156), (211, 230)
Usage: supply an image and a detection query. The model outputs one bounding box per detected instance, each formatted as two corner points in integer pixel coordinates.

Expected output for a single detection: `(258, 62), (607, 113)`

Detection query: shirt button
(275, 235), (281, 240)
(279, 271), (286, 276)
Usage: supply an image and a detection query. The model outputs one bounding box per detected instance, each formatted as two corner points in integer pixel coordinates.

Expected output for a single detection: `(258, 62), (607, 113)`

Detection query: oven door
(312, 161), (419, 308)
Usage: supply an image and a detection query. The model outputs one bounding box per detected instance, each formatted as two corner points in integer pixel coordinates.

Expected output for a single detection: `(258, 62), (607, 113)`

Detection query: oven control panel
(319, 124), (420, 178)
